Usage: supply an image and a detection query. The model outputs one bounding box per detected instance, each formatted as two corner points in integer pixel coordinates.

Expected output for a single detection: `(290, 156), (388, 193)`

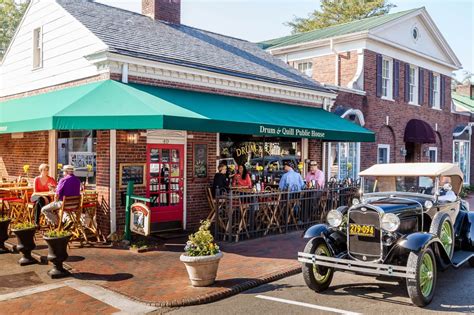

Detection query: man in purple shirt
(42, 165), (81, 225)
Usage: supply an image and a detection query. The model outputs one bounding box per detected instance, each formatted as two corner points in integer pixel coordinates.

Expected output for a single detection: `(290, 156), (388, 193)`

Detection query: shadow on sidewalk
(72, 272), (133, 282)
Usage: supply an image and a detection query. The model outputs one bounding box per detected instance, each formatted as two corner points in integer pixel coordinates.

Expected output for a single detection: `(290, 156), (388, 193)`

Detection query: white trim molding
(377, 144), (390, 164)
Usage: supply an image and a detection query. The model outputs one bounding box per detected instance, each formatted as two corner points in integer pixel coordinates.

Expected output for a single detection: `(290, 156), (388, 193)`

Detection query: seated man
(41, 165), (81, 225)
(438, 176), (457, 202)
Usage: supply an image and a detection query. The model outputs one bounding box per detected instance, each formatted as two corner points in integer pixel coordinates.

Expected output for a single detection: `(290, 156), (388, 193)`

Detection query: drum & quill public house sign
(258, 125), (325, 139)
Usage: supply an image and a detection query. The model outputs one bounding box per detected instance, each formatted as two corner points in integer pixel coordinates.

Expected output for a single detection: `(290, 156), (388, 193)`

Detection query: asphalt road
(168, 264), (474, 315)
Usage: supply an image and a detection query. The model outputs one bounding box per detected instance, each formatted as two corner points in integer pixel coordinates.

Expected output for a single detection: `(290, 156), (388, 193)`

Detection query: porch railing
(213, 182), (359, 242)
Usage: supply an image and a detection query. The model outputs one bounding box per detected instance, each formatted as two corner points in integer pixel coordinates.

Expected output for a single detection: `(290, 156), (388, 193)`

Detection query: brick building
(0, 0), (373, 235)
(261, 8), (473, 185)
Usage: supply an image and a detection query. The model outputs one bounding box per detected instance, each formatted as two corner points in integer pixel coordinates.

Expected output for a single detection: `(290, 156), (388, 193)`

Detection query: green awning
(0, 80), (374, 142)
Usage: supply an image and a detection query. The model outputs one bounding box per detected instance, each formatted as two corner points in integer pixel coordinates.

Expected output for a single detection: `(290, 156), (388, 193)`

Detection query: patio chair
(81, 191), (104, 242)
(57, 195), (88, 245)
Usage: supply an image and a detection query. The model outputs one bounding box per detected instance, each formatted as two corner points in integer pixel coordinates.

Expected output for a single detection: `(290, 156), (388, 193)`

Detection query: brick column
(308, 139), (323, 166)
(96, 131), (111, 236)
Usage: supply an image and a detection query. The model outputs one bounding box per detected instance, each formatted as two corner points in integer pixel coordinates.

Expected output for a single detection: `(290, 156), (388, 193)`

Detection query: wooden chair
(265, 190), (283, 235)
(57, 195), (88, 244)
(81, 191), (103, 242)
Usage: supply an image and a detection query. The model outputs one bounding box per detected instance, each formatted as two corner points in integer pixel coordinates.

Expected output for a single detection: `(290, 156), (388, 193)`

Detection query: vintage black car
(298, 163), (474, 307)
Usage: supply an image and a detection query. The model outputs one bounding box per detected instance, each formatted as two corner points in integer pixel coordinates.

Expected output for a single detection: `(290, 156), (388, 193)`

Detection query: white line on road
(255, 295), (362, 315)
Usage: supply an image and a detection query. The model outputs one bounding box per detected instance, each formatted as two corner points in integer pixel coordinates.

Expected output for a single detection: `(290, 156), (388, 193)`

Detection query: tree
(287, 0), (395, 34)
(0, 0), (30, 58)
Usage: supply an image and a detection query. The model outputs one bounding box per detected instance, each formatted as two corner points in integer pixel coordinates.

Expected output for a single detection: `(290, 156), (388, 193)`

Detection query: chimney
(142, 0), (181, 24)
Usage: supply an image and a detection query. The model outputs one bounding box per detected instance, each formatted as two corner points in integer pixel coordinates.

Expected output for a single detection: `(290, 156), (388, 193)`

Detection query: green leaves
(287, 0), (395, 34)
(0, 0), (30, 58)
(184, 220), (220, 256)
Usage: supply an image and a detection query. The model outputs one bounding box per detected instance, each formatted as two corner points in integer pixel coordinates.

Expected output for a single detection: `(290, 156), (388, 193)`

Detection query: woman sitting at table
(32, 164), (57, 226)
(232, 164), (252, 189)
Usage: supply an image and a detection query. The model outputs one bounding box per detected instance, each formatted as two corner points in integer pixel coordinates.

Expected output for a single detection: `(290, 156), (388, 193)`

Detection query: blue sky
(98, 0), (473, 79)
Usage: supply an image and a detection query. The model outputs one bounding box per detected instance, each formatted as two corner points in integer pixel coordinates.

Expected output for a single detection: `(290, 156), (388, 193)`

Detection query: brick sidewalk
(4, 232), (306, 308)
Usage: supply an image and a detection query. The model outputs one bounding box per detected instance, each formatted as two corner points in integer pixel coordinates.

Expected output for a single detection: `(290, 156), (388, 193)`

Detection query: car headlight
(352, 198), (360, 205)
(424, 200), (433, 210)
(327, 210), (343, 227)
(381, 213), (400, 232)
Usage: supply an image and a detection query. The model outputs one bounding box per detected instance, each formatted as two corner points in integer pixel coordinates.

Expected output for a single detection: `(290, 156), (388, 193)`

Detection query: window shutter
(428, 71), (433, 107)
(376, 54), (382, 97)
(393, 60), (399, 99)
(418, 68), (424, 105)
(404, 63), (410, 102)
(440, 75), (445, 109)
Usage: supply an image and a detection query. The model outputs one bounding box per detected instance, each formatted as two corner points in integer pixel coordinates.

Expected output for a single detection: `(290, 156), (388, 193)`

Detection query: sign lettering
(259, 125), (325, 139)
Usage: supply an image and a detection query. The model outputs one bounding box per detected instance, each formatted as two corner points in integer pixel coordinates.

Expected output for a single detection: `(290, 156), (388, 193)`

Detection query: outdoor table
(0, 186), (33, 223)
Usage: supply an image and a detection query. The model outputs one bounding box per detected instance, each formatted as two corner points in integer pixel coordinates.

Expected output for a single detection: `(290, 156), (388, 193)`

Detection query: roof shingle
(57, 0), (331, 93)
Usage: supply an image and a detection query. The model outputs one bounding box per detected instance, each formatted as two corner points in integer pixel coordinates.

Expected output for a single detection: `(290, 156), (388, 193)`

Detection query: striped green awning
(0, 80), (374, 142)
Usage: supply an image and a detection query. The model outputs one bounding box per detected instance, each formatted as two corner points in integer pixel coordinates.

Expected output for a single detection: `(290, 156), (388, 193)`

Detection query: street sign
(130, 202), (151, 236)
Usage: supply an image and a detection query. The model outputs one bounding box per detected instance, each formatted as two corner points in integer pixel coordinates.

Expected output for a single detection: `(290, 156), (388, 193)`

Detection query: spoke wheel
(407, 247), (437, 307)
(439, 220), (453, 257)
(302, 237), (334, 292)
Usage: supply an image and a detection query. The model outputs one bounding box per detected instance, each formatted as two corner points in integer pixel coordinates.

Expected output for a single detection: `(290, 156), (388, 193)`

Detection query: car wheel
(406, 247), (437, 307)
(429, 213), (454, 269)
(302, 238), (334, 292)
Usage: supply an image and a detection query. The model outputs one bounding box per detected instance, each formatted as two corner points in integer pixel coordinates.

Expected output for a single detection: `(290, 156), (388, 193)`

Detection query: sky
(98, 0), (473, 80)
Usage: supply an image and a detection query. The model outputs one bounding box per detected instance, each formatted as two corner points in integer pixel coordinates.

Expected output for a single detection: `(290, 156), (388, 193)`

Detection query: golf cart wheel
(302, 237), (334, 292)
(406, 247), (437, 307)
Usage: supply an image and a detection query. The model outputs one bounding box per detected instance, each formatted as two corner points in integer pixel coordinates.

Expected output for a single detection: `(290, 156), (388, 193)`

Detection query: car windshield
(363, 176), (435, 195)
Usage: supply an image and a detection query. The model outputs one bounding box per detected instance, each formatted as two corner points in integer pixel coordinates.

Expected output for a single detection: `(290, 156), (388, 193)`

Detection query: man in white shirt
(438, 176), (457, 202)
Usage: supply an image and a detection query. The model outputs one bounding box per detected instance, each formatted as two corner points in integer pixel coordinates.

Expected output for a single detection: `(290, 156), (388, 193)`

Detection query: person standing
(305, 161), (325, 188)
(32, 164), (57, 226)
(212, 163), (229, 197)
(41, 165), (81, 225)
(232, 164), (252, 188)
(279, 162), (304, 192)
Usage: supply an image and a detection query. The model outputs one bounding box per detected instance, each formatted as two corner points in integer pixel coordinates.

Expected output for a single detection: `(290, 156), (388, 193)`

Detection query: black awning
(404, 119), (436, 144)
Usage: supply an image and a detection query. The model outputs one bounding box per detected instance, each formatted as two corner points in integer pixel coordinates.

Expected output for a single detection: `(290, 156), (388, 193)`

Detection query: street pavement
(167, 265), (474, 315)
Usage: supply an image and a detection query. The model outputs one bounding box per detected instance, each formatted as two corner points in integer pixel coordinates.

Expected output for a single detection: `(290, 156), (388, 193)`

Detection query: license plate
(349, 224), (375, 237)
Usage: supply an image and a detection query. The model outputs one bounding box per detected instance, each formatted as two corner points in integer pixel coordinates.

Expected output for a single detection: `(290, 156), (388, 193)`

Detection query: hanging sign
(259, 125), (325, 138)
(130, 202), (151, 236)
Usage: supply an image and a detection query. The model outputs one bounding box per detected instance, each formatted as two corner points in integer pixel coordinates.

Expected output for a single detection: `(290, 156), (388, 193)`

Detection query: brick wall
(96, 130), (111, 236)
(309, 50), (358, 88)
(308, 139), (323, 167)
(0, 131), (49, 180)
(339, 51), (359, 87)
(142, 0), (181, 24)
(312, 54), (336, 85)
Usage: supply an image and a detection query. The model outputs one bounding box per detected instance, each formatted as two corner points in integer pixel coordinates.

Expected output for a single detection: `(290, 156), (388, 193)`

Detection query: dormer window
(33, 27), (42, 69)
(297, 61), (313, 77)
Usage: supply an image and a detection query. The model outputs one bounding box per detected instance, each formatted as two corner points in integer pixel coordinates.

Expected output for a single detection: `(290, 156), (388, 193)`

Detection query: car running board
(451, 251), (474, 268)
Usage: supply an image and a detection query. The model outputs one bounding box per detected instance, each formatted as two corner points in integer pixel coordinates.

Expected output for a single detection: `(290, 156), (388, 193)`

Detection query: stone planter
(180, 252), (223, 287)
(44, 235), (72, 279)
(12, 227), (37, 266)
(0, 219), (11, 254)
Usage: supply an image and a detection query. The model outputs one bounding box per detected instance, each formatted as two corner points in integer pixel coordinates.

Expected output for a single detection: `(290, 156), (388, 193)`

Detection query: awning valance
(404, 119), (436, 144)
(0, 80), (375, 142)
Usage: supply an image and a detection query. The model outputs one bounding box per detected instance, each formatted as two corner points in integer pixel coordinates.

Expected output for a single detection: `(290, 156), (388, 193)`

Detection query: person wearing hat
(305, 161), (325, 189)
(279, 161), (304, 192)
(41, 164), (81, 225)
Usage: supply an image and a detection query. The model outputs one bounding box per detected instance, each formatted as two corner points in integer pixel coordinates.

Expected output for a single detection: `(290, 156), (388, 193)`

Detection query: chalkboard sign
(193, 143), (207, 178)
(119, 163), (146, 188)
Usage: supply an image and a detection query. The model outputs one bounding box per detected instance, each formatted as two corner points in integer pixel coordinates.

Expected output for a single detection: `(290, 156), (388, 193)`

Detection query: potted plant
(11, 222), (37, 266)
(180, 220), (222, 287)
(43, 229), (72, 279)
(0, 216), (11, 254)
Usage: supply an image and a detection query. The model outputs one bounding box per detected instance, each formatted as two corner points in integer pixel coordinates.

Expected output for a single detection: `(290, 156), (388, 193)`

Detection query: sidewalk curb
(78, 264), (302, 308)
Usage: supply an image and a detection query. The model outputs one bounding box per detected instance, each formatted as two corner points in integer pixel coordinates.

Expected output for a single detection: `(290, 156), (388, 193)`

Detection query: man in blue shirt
(279, 162), (304, 192)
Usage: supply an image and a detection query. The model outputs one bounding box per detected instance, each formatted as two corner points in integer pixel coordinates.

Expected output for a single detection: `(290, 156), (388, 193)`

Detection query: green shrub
(0, 216), (10, 222)
(44, 230), (71, 238)
(11, 222), (36, 230)
(184, 220), (220, 257)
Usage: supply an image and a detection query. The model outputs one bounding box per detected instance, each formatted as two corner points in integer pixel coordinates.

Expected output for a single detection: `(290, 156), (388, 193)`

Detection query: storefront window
(57, 130), (97, 183)
(453, 140), (470, 184)
(219, 134), (302, 184)
(328, 142), (359, 180)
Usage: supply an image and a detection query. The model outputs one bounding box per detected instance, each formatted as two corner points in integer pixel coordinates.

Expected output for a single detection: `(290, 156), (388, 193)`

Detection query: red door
(146, 144), (184, 229)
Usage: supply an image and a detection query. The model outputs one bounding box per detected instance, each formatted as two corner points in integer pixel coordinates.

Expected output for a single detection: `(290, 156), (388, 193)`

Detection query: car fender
(302, 224), (332, 239)
(387, 232), (451, 265)
(460, 211), (474, 250)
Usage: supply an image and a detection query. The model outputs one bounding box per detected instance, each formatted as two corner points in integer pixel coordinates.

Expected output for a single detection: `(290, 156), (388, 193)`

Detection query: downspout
(330, 38), (339, 86)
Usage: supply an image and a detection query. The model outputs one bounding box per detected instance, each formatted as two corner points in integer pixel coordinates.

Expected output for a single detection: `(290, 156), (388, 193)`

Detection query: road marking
(255, 295), (362, 315)
(0, 283), (66, 302)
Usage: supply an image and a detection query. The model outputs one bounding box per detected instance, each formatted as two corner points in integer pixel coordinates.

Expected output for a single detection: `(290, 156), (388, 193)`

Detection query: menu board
(193, 143), (207, 178)
(119, 163), (146, 188)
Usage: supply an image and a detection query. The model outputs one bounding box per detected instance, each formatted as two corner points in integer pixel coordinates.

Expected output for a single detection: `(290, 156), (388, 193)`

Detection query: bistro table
(0, 186), (33, 223)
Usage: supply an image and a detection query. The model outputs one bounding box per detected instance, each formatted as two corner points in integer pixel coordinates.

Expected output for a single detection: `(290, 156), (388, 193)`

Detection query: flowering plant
(256, 165), (264, 172)
(86, 164), (93, 172)
(57, 163), (63, 170)
(23, 164), (30, 175)
(0, 216), (10, 222)
(297, 162), (304, 171)
(184, 220), (220, 257)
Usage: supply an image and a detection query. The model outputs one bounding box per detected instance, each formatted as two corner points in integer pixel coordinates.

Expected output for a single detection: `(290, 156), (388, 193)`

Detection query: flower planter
(180, 252), (223, 287)
(0, 219), (11, 254)
(44, 235), (72, 279)
(12, 227), (37, 266)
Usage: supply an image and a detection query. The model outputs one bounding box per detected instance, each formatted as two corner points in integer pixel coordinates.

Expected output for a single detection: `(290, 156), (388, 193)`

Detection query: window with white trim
(428, 147), (437, 162)
(453, 140), (470, 184)
(381, 58), (392, 98)
(32, 27), (42, 69)
(377, 144), (390, 164)
(297, 62), (313, 77)
(409, 66), (418, 104)
(432, 73), (440, 109)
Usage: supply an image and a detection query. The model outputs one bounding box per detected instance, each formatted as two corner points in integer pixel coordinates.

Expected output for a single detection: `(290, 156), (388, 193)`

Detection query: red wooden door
(146, 144), (184, 226)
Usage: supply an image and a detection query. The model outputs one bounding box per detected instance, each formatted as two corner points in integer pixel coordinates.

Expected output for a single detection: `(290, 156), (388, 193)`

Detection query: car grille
(348, 206), (382, 261)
